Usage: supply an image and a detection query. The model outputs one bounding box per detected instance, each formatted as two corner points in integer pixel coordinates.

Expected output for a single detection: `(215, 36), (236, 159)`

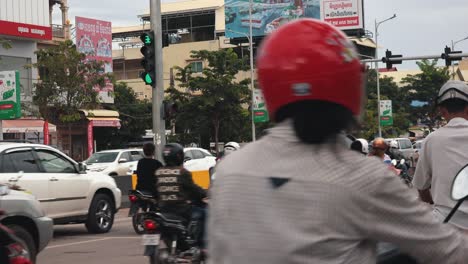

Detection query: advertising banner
(253, 89), (269, 123)
(225, 0), (363, 38)
(321, 0), (363, 30)
(0, 20), (52, 40)
(75, 17), (114, 104)
(0, 71), (21, 120)
(379, 100), (393, 126)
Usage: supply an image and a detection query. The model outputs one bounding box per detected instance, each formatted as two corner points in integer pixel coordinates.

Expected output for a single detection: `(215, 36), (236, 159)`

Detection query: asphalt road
(37, 208), (148, 264)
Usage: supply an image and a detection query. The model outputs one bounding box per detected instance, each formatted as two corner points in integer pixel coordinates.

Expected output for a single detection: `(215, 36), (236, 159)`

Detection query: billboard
(224, 0), (363, 38)
(75, 17), (114, 104)
(0, 71), (21, 120)
(379, 100), (393, 126)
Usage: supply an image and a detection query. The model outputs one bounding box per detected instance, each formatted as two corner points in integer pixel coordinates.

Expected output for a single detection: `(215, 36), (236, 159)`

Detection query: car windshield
(86, 152), (119, 164)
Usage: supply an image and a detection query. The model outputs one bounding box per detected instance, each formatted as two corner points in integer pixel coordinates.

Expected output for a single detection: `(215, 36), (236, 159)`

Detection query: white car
(183, 147), (216, 189)
(0, 143), (122, 234)
(85, 149), (144, 176)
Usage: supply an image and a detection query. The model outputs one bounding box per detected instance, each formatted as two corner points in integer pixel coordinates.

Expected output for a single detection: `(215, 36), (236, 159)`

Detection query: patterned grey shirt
(208, 120), (468, 264)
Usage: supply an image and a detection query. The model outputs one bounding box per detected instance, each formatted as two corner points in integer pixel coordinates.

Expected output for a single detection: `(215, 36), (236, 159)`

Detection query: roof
(139, 0), (224, 17)
(2, 119), (57, 133)
(79, 109), (119, 118)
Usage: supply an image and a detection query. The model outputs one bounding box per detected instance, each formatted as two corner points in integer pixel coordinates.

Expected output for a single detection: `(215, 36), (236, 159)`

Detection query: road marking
(46, 237), (141, 250)
(46, 238), (111, 249)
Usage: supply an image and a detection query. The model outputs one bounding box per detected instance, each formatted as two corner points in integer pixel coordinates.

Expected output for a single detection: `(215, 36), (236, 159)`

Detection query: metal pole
(452, 40), (456, 79)
(150, 0), (166, 161)
(249, 0), (256, 141)
(375, 19), (382, 138)
(0, 121), (3, 140)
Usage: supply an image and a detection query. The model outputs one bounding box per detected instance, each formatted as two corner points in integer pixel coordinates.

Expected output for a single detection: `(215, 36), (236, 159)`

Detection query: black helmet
(163, 143), (184, 166)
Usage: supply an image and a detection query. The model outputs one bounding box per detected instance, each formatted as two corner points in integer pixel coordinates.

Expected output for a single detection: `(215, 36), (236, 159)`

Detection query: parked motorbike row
(128, 190), (205, 264)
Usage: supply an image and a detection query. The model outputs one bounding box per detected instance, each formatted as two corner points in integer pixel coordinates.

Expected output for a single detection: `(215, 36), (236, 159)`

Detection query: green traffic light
(144, 35), (152, 45)
(145, 73), (153, 84)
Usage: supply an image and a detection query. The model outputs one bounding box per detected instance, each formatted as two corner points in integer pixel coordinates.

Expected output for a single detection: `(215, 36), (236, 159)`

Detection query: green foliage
(0, 38), (11, 50)
(33, 40), (110, 123)
(167, 49), (251, 151)
(401, 59), (450, 130)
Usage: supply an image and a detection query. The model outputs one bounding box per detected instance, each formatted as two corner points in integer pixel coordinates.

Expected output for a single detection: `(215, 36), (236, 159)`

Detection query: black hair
(143, 142), (155, 157)
(439, 98), (468, 114)
(275, 100), (355, 144)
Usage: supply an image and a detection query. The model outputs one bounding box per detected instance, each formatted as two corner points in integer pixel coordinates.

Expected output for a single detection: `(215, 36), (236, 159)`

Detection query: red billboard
(75, 17), (114, 103)
(0, 20), (52, 40)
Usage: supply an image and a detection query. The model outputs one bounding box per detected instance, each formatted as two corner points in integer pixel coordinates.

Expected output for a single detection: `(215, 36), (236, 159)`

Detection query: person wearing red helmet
(208, 19), (468, 264)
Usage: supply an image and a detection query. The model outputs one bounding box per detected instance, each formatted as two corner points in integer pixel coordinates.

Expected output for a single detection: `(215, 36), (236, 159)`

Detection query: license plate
(142, 234), (160, 245)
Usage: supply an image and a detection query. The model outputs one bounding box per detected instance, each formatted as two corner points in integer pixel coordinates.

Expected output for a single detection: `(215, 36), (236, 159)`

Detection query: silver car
(0, 184), (53, 263)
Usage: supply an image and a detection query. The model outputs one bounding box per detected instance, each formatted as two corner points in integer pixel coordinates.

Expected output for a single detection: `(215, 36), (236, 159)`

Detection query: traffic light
(442, 46), (462, 66)
(163, 101), (179, 120)
(382, 50), (402, 70)
(140, 31), (156, 88)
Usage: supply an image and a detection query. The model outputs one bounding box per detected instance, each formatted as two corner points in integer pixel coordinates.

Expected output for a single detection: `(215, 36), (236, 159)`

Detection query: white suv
(0, 143), (122, 233)
(85, 149), (144, 176)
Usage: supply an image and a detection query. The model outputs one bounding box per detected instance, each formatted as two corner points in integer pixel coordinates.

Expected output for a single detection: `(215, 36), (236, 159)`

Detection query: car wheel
(9, 225), (36, 263)
(85, 193), (115, 234)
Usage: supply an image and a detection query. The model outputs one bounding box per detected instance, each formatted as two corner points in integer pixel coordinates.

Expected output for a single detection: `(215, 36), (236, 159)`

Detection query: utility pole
(150, 0), (166, 161)
(375, 14), (396, 138)
(249, 0), (256, 141)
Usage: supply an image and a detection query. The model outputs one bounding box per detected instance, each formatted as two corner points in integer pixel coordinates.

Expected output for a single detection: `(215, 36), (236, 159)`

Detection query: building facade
(112, 0), (376, 100)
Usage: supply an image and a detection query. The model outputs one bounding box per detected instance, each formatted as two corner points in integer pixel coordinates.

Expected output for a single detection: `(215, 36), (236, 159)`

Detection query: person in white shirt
(413, 80), (468, 230)
(208, 19), (468, 264)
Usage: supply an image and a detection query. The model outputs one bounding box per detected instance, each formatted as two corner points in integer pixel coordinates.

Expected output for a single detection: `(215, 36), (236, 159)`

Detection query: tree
(401, 59), (450, 131)
(167, 49), (251, 154)
(0, 38), (11, 50)
(356, 69), (412, 140)
(99, 82), (152, 148)
(33, 40), (110, 145)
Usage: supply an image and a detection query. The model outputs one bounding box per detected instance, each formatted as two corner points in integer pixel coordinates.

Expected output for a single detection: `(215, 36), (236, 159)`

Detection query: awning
(349, 37), (376, 49)
(88, 117), (121, 128)
(2, 120), (56, 133)
(80, 109), (119, 118)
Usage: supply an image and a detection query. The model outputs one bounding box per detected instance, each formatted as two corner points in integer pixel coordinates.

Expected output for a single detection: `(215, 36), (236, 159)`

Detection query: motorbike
(391, 159), (413, 187)
(141, 206), (205, 264)
(128, 190), (158, 234)
(376, 163), (468, 263)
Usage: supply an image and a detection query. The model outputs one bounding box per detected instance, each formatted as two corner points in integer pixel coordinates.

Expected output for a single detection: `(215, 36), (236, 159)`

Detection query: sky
(53, 0), (468, 70)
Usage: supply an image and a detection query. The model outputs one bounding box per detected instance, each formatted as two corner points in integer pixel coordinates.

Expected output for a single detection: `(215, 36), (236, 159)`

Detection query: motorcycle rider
(386, 140), (405, 161)
(208, 19), (468, 263)
(350, 138), (369, 155)
(135, 142), (163, 195)
(223, 141), (240, 156)
(155, 143), (208, 249)
(369, 138), (392, 164)
(413, 80), (468, 230)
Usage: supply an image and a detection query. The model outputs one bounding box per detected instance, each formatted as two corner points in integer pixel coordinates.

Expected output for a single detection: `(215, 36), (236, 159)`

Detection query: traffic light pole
(150, 0), (166, 161)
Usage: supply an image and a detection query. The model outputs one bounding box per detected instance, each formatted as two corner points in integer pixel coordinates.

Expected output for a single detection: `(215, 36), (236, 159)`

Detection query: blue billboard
(225, 0), (364, 39)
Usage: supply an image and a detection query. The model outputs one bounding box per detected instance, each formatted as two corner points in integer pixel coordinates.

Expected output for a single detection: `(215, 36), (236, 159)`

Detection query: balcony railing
(51, 24), (65, 39)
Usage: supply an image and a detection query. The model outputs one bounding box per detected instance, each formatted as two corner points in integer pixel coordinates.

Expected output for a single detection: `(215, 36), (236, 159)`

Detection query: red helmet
(257, 19), (364, 121)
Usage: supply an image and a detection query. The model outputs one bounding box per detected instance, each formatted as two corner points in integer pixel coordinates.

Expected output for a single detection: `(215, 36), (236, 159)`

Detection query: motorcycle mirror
(444, 164), (468, 223)
(451, 165), (468, 200)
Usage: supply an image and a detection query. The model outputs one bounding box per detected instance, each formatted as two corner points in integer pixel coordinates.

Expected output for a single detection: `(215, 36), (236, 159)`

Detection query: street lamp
(375, 14), (396, 138)
(226, 28), (256, 142)
(450, 35), (468, 79)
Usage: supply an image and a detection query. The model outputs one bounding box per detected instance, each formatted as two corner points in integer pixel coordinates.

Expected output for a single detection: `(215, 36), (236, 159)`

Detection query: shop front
(1, 119), (56, 144)
(82, 110), (121, 159)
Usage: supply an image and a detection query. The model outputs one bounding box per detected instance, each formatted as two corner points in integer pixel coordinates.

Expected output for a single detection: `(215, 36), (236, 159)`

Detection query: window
(119, 152), (131, 162)
(0, 56), (32, 97)
(399, 139), (413, 149)
(86, 152), (119, 164)
(35, 150), (76, 173)
(189, 61), (203, 73)
(130, 151), (144, 161)
(192, 150), (205, 159)
(184, 150), (194, 160)
(2, 149), (40, 173)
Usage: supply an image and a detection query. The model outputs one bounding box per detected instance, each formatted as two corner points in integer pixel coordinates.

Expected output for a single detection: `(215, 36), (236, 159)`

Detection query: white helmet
(389, 140), (398, 149)
(351, 138), (368, 154)
(437, 80), (468, 105)
(224, 142), (240, 155)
